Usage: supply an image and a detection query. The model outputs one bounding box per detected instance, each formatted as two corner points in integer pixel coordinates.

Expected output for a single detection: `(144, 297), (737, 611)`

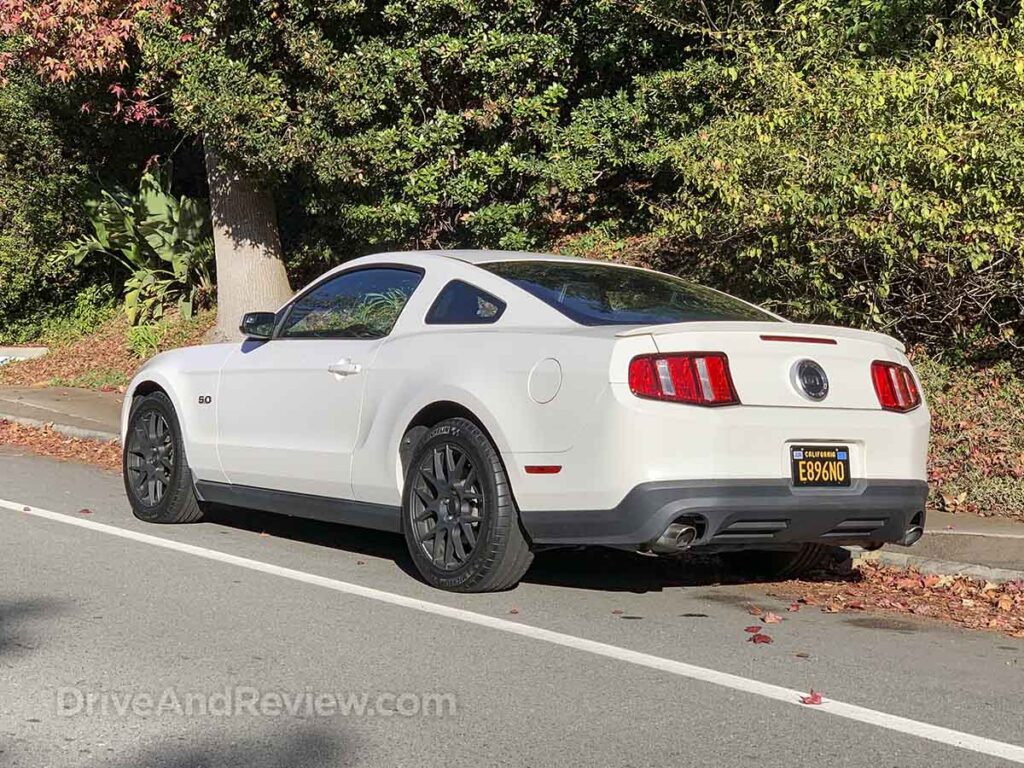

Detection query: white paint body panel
(123, 251), (930, 521)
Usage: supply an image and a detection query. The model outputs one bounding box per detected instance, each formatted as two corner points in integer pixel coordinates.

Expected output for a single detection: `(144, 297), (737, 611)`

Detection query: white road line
(4, 497), (1024, 765)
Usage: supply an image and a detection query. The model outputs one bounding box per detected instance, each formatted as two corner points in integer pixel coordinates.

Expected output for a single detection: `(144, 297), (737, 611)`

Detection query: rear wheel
(123, 391), (204, 524)
(402, 418), (533, 592)
(723, 544), (835, 580)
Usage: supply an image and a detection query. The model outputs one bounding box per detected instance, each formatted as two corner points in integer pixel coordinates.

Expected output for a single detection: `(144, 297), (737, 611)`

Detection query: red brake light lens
(871, 361), (921, 412)
(629, 353), (739, 406)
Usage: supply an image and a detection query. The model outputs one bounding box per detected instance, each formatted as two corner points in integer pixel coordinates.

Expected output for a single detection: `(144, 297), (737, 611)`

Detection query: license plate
(790, 445), (850, 487)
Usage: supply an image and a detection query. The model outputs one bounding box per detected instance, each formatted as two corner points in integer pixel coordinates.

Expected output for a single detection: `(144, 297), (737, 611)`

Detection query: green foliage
(643, 0), (1024, 357)
(63, 164), (215, 324)
(50, 367), (130, 391)
(0, 73), (94, 340)
(136, 0), (1023, 357)
(126, 323), (162, 358)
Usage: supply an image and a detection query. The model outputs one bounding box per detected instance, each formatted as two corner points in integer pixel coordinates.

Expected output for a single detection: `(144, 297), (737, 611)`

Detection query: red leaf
(800, 690), (823, 705)
(611, 609), (624, 615)
(748, 632), (773, 644)
(509, 608), (519, 615)
(77, 508), (92, 515)
(744, 625), (762, 633)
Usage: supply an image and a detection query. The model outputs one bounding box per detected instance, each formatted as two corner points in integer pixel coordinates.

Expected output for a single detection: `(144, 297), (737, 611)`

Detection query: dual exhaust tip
(651, 521), (698, 554)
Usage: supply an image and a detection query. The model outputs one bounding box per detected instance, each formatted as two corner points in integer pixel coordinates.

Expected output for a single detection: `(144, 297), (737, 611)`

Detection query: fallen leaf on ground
(77, 508), (92, 515)
(787, 602), (801, 612)
(748, 633), (773, 645)
(762, 612), (783, 624)
(746, 604), (764, 617)
(611, 609), (624, 615)
(508, 608), (520, 615)
(768, 561), (1024, 638)
(0, 420), (120, 470)
(795, 652), (810, 659)
(800, 690), (823, 705)
(744, 625), (763, 633)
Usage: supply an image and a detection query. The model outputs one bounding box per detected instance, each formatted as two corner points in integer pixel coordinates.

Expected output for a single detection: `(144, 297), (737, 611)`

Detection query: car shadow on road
(202, 505), (855, 594)
(92, 723), (354, 768)
(203, 505), (425, 582)
(525, 546), (855, 593)
(0, 596), (68, 658)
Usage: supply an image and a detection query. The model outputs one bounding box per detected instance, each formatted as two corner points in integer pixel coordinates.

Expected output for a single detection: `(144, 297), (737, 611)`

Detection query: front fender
(121, 345), (234, 482)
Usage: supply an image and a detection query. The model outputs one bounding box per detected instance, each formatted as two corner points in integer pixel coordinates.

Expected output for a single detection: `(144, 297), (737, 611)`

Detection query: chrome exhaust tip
(651, 522), (698, 554)
(898, 525), (924, 547)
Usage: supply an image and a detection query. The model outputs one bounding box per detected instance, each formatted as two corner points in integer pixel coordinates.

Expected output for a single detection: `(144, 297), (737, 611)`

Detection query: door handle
(327, 360), (362, 376)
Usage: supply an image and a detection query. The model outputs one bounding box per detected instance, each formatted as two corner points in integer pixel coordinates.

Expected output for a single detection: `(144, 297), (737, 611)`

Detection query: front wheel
(402, 418), (533, 592)
(123, 391), (205, 524)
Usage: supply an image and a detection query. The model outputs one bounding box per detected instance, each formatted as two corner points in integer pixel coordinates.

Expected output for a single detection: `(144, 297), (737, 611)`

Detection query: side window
(425, 280), (506, 325)
(279, 267), (423, 339)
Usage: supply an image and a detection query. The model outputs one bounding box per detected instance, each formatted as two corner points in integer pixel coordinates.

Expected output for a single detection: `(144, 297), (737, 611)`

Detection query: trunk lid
(617, 321), (903, 409)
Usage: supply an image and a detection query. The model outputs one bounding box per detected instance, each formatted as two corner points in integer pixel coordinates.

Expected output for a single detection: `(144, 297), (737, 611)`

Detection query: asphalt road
(1, 447), (1022, 767)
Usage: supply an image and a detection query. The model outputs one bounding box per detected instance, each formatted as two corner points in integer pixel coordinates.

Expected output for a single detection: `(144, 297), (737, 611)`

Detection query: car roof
(422, 249), (591, 266)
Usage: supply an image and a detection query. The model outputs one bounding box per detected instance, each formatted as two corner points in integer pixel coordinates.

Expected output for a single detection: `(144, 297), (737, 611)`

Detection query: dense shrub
(0, 74), (94, 342)
(640, 2), (1024, 359)
(134, 0), (1024, 357)
(63, 164), (214, 324)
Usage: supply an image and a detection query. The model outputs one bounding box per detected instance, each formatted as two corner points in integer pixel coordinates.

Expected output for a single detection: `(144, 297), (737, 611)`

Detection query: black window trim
(424, 279), (507, 326)
(273, 263), (426, 340)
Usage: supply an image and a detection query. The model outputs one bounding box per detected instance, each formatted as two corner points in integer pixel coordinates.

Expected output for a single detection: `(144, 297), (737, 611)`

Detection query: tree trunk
(204, 146), (293, 342)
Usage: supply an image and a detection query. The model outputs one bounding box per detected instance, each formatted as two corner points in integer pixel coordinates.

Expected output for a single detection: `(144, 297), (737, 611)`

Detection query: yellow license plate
(790, 445), (850, 487)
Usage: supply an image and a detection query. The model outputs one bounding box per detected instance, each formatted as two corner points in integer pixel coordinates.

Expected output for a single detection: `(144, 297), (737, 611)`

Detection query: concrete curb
(852, 549), (1024, 584)
(0, 412), (119, 443)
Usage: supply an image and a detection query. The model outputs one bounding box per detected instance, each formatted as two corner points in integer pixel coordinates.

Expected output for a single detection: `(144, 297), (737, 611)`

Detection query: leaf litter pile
(0, 420), (120, 471)
(767, 560), (1024, 638)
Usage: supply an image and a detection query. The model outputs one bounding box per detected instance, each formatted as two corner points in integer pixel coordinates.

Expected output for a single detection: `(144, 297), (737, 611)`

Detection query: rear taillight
(871, 361), (921, 412)
(629, 353), (740, 406)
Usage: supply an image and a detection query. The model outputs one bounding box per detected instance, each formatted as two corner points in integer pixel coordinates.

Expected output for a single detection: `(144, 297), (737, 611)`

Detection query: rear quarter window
(481, 261), (776, 326)
(425, 280), (506, 325)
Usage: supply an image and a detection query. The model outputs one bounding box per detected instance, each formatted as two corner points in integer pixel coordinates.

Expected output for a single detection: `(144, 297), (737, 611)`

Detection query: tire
(402, 417), (533, 592)
(123, 391), (205, 524)
(724, 544), (835, 580)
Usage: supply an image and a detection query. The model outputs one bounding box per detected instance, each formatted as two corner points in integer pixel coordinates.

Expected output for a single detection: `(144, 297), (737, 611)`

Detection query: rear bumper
(519, 479), (928, 550)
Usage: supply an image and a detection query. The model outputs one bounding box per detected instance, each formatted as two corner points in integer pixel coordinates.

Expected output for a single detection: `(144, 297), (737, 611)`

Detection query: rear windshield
(481, 261), (777, 326)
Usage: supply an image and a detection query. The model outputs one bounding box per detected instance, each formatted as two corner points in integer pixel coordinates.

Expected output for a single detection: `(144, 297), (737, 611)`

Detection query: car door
(215, 265), (424, 499)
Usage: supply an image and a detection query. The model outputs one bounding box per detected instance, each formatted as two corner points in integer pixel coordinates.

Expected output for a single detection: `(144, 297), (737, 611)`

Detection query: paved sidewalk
(0, 385), (121, 441)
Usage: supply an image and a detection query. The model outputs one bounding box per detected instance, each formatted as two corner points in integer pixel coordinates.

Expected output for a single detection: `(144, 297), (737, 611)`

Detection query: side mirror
(240, 311), (276, 340)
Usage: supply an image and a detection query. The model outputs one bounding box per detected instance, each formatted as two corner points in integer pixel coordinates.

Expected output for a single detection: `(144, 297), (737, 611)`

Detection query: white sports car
(121, 250), (930, 592)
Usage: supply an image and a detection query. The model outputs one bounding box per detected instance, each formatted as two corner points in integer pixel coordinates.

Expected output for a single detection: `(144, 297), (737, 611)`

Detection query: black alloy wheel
(123, 391), (205, 524)
(402, 418), (533, 592)
(125, 409), (175, 507)
(409, 442), (483, 571)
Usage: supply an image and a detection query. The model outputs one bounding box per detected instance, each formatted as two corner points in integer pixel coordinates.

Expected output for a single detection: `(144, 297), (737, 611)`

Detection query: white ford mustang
(121, 250), (930, 591)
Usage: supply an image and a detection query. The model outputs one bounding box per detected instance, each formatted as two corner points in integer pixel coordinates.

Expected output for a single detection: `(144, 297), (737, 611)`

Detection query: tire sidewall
(123, 392), (191, 523)
(401, 420), (503, 590)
